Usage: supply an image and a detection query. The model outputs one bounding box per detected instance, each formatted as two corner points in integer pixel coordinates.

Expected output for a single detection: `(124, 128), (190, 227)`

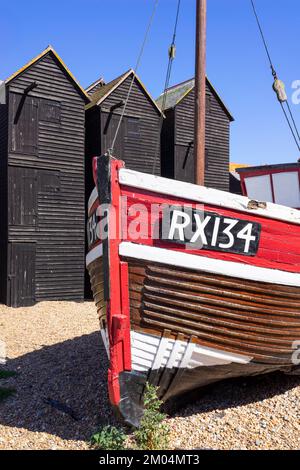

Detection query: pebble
(0, 301), (112, 450)
(1, 301), (300, 450)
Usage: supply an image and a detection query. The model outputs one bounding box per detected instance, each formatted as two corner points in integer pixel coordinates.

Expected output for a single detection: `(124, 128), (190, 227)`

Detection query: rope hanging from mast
(250, 0), (300, 153)
(109, 0), (160, 156)
(152, 0), (182, 174)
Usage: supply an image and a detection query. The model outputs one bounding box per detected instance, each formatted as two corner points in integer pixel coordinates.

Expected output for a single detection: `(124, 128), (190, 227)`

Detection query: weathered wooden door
(10, 93), (38, 155)
(8, 167), (37, 226)
(101, 111), (124, 158)
(9, 243), (36, 307)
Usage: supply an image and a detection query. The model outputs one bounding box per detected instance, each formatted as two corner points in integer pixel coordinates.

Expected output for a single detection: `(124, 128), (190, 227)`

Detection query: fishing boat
(86, 0), (300, 426)
(87, 155), (300, 426)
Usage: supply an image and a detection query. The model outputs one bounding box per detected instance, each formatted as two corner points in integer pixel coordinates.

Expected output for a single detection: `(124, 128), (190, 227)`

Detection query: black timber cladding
(158, 79), (233, 191)
(85, 71), (162, 297)
(85, 71), (162, 182)
(0, 88), (8, 304)
(0, 49), (88, 306)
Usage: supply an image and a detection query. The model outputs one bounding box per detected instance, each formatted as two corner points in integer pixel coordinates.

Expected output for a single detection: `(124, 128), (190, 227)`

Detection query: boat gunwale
(118, 168), (300, 225)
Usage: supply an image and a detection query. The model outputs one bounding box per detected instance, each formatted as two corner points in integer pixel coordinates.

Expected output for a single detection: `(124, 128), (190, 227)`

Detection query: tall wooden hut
(85, 69), (163, 203)
(0, 46), (89, 307)
(157, 78), (234, 191)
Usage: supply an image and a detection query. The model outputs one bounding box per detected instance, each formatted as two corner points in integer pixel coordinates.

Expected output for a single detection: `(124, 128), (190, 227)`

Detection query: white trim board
(86, 243), (103, 267)
(118, 168), (300, 225)
(119, 242), (300, 287)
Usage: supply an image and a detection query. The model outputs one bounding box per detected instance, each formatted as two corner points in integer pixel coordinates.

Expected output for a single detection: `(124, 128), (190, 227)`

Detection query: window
(244, 175), (273, 203)
(272, 171), (300, 208)
(39, 99), (61, 124)
(244, 171), (300, 208)
(126, 117), (140, 138)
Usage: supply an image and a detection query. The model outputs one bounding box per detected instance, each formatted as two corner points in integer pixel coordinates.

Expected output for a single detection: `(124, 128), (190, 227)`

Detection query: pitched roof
(156, 77), (234, 122)
(156, 78), (194, 110)
(86, 76), (106, 95)
(86, 69), (163, 115)
(86, 70), (129, 109)
(5, 46), (90, 103)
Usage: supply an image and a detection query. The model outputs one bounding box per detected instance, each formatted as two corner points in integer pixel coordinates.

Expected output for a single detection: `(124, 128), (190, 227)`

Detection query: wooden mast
(194, 0), (207, 185)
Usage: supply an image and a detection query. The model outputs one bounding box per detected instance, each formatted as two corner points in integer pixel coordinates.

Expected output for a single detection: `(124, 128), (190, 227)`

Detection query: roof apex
(86, 76), (106, 95)
(86, 69), (163, 116)
(5, 46), (90, 103)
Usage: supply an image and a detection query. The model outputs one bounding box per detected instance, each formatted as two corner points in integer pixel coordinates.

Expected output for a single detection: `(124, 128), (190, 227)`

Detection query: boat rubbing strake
(86, 155), (300, 426)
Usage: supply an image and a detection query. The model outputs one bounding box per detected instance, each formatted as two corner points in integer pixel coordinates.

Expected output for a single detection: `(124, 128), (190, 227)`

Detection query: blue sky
(1, 0), (300, 165)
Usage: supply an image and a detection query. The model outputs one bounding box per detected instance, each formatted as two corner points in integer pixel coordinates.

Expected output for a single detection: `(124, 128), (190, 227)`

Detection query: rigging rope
(152, 0), (182, 174)
(250, 0), (276, 77)
(109, 0), (159, 155)
(250, 0), (300, 153)
(280, 101), (300, 152)
(286, 100), (300, 144)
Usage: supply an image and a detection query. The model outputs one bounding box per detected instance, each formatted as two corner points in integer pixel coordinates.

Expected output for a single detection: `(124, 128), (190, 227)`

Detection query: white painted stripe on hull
(100, 328), (110, 357)
(86, 243), (103, 267)
(100, 329), (252, 374)
(165, 340), (186, 370)
(119, 168), (300, 225)
(119, 242), (300, 287)
(132, 331), (252, 372)
(88, 186), (98, 215)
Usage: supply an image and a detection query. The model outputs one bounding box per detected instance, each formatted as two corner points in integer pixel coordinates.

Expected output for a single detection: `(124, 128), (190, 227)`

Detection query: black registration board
(160, 207), (261, 256)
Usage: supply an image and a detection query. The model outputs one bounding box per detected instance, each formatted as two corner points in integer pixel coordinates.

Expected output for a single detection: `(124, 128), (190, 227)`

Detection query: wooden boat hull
(86, 155), (300, 426)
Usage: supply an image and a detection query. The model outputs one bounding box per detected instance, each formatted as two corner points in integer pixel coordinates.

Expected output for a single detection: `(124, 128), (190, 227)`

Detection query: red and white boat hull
(86, 155), (300, 426)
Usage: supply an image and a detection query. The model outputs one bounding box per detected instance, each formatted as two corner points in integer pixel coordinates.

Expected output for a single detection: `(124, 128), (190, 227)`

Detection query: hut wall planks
(0, 98), (8, 304)
(160, 81), (233, 191)
(0, 50), (87, 307)
(85, 73), (162, 181)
